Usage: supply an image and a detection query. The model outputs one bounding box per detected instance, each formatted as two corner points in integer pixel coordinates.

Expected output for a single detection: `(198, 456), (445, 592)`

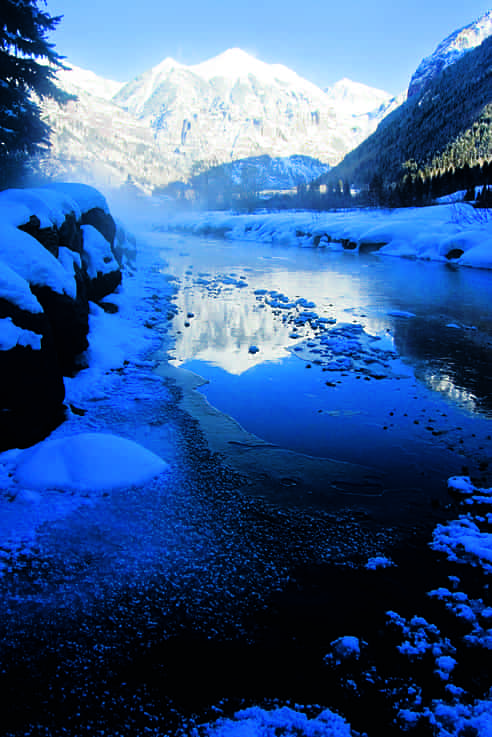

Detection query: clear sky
(45, 0), (491, 96)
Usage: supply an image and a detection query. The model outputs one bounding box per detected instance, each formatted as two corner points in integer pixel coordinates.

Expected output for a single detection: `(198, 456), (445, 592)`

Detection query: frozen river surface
(160, 230), (492, 519)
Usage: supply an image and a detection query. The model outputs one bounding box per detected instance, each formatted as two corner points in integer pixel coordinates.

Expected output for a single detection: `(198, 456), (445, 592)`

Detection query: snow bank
(15, 432), (168, 492)
(160, 202), (492, 269)
(432, 477), (492, 572)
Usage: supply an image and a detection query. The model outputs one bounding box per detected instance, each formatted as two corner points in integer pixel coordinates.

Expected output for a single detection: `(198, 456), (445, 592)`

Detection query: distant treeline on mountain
(154, 155), (331, 208)
(318, 34), (492, 205)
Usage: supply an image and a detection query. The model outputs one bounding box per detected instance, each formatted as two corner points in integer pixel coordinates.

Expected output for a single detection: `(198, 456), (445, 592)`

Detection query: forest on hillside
(316, 35), (492, 206)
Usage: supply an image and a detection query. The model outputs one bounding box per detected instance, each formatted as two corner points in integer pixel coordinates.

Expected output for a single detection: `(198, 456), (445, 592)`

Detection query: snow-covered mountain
(41, 49), (400, 192)
(113, 48), (396, 173)
(408, 10), (492, 98)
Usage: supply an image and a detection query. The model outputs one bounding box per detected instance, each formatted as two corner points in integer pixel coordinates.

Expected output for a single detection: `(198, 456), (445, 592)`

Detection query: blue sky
(46, 1), (491, 95)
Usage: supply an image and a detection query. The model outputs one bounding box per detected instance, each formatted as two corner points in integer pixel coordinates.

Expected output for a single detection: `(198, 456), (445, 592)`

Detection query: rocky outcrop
(0, 184), (123, 450)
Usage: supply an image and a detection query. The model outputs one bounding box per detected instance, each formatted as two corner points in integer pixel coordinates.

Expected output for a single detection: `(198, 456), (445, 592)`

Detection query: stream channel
(156, 230), (492, 528)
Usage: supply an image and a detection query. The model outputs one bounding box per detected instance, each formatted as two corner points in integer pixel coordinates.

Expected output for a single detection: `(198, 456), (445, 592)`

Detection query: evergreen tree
(0, 0), (73, 187)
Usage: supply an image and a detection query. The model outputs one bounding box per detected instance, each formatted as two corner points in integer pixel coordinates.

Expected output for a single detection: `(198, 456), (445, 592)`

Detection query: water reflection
(163, 234), (492, 417)
(391, 317), (492, 416)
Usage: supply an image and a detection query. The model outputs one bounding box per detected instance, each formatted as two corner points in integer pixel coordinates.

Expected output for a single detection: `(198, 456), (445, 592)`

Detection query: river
(151, 229), (492, 528)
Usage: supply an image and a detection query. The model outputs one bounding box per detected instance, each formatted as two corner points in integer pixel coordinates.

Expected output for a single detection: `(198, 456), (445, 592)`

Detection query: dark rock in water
(81, 207), (116, 247)
(446, 248), (464, 260)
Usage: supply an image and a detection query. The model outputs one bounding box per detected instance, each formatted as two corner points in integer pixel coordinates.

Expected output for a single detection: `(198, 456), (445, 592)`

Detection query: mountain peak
(152, 56), (183, 74)
(188, 47), (302, 87)
(325, 77), (392, 116)
(408, 9), (492, 97)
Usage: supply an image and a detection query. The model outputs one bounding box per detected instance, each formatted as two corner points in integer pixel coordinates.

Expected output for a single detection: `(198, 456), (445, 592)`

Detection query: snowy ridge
(56, 63), (123, 100)
(324, 77), (392, 116)
(408, 10), (492, 97)
(186, 154), (331, 194)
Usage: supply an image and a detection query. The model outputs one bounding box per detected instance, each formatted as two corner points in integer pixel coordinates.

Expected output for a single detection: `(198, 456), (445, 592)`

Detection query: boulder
(31, 275), (89, 376)
(0, 185), (125, 449)
(81, 224), (122, 302)
(0, 297), (65, 450)
(18, 215), (59, 258)
(59, 212), (83, 254)
(81, 207), (116, 247)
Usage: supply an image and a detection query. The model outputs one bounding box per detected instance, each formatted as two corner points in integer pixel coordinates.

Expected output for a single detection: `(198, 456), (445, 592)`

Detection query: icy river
(155, 230), (492, 525)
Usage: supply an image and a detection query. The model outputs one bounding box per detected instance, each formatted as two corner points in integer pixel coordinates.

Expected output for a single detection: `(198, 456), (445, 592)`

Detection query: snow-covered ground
(1, 195), (492, 735)
(0, 217), (175, 567)
(160, 202), (492, 270)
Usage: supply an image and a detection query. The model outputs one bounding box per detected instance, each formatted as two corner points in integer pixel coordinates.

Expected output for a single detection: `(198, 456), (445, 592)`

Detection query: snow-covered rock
(200, 705), (353, 737)
(81, 224), (121, 300)
(0, 184), (123, 450)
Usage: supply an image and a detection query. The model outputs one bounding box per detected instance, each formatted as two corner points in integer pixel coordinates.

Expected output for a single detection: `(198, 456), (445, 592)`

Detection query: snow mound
(15, 433), (168, 492)
(201, 705), (353, 736)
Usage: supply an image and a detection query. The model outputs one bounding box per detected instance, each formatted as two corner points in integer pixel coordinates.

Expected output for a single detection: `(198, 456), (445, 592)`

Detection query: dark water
(161, 232), (492, 497)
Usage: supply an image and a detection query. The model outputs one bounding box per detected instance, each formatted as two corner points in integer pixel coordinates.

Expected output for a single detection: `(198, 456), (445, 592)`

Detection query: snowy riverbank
(0, 219), (175, 566)
(159, 202), (492, 269)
